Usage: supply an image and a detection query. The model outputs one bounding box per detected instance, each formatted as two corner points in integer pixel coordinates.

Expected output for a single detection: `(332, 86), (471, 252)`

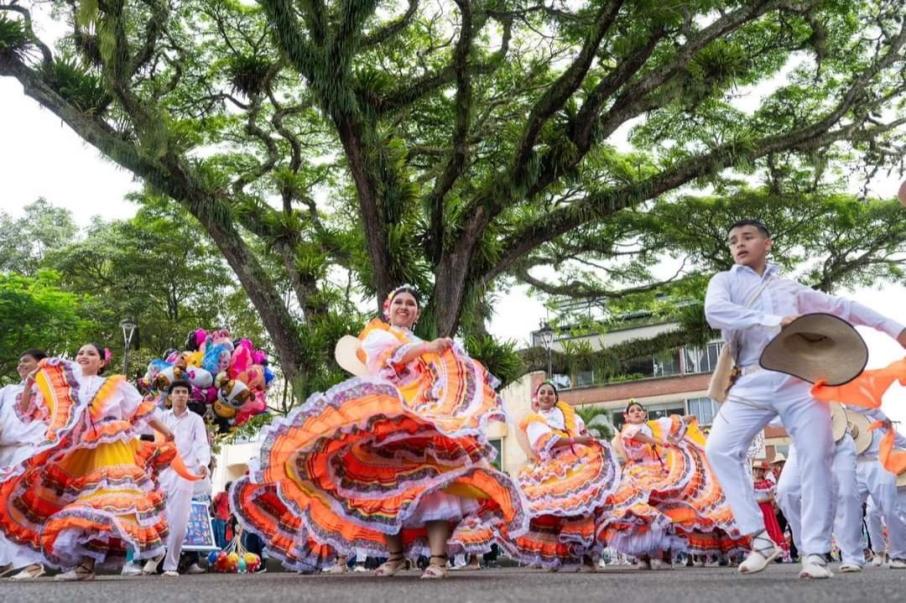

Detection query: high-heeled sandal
(54, 560), (95, 582)
(374, 551), (406, 577)
(420, 555), (449, 580)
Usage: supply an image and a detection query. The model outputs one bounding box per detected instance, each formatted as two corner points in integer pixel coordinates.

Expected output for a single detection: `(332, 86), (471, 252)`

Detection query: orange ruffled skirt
(235, 373), (527, 567)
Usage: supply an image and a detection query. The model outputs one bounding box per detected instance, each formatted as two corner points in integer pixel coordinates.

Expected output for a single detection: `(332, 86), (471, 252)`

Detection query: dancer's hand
(780, 315), (800, 327)
(197, 465), (209, 478)
(897, 328), (906, 349)
(426, 338), (454, 354)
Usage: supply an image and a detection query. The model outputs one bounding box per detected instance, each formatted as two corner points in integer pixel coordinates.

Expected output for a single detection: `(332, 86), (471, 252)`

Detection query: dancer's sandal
(738, 531), (779, 575)
(420, 555), (449, 580)
(374, 551), (406, 577)
(54, 561), (95, 582)
(8, 564), (45, 580)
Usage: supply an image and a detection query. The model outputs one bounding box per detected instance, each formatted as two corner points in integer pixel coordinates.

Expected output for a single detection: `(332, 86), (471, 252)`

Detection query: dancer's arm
(796, 287), (906, 344)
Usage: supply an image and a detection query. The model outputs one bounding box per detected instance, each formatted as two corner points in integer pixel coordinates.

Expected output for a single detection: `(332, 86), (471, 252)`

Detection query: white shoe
(738, 533), (779, 574)
(799, 554), (833, 579)
(889, 558), (906, 569)
(142, 556), (163, 575)
(9, 564), (45, 580)
(185, 563), (206, 575)
(162, 570), (179, 577)
(352, 564), (369, 573)
(871, 553), (887, 567)
(838, 563), (862, 573)
(121, 563), (143, 577)
(54, 566), (95, 581)
(649, 558), (670, 570)
(323, 563), (348, 574)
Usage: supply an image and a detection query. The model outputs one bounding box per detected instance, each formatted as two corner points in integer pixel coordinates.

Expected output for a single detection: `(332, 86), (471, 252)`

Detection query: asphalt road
(4, 564), (905, 603)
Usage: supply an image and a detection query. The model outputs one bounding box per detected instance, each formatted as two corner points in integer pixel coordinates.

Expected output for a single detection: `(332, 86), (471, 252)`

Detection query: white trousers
(776, 436), (863, 565)
(161, 470), (194, 572)
(705, 371), (835, 557)
(857, 458), (906, 559)
(865, 496), (885, 554)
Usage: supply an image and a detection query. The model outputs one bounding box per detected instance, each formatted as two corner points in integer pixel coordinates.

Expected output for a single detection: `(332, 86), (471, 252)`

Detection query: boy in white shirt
(144, 380), (211, 576)
(704, 219), (906, 579)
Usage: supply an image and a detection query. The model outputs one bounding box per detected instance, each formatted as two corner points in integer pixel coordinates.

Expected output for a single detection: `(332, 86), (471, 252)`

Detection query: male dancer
(144, 380), (210, 576)
(851, 408), (906, 568)
(704, 219), (906, 579)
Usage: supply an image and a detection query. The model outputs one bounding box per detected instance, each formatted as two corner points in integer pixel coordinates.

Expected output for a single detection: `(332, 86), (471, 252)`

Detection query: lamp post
(537, 322), (554, 379)
(120, 318), (137, 377)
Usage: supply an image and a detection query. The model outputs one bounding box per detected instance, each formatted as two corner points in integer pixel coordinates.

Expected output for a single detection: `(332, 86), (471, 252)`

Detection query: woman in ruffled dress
(509, 382), (621, 570)
(0, 344), (176, 581)
(233, 285), (526, 579)
(602, 401), (738, 569)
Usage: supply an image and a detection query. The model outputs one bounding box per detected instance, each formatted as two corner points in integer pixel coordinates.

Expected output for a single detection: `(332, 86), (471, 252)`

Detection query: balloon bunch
(207, 543), (261, 573)
(138, 328), (274, 432)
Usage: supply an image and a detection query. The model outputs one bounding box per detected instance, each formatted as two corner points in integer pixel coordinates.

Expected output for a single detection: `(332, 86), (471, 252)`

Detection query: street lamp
(537, 322), (554, 379)
(120, 318), (137, 377)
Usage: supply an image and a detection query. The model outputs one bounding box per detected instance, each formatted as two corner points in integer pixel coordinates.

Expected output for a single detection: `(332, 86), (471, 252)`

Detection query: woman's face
(389, 292), (419, 329)
(76, 344), (105, 376)
(623, 404), (646, 425)
(536, 384), (557, 411)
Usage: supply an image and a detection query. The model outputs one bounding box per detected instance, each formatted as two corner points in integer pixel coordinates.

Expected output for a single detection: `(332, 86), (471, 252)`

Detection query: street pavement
(4, 564), (905, 603)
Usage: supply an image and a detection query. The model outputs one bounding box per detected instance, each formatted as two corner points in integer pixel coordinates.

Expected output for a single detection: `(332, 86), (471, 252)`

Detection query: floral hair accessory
(104, 348), (113, 362)
(382, 284), (420, 320)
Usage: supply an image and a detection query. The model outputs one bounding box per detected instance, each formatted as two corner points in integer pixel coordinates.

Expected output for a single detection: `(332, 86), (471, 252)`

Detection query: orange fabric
(871, 421), (906, 476)
(811, 358), (906, 409)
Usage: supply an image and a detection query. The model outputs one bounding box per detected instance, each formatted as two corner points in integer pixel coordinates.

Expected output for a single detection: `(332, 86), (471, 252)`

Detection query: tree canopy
(2, 0), (905, 397)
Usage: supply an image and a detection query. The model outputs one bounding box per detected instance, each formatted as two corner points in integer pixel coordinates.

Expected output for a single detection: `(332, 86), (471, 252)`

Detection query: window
(575, 370), (595, 387)
(687, 396), (718, 426)
(653, 350), (681, 377)
(683, 342), (722, 374)
(551, 374), (572, 390)
(488, 439), (503, 470)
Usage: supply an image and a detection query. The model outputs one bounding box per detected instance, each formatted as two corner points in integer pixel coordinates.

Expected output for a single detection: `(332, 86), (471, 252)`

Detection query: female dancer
(603, 401), (738, 568)
(234, 285), (526, 579)
(0, 344), (176, 581)
(510, 382), (620, 570)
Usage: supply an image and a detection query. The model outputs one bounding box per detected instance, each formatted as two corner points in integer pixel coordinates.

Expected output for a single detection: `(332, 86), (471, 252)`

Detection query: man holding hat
(704, 219), (906, 579)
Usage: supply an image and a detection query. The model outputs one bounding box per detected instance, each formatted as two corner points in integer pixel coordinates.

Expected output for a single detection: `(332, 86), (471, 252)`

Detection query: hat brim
(759, 313), (867, 386)
(847, 412), (874, 455)
(334, 335), (369, 377)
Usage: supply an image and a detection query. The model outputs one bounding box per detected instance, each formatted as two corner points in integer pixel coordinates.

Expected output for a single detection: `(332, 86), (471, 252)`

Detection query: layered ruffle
(235, 321), (526, 568)
(0, 359), (170, 568)
(605, 417), (738, 556)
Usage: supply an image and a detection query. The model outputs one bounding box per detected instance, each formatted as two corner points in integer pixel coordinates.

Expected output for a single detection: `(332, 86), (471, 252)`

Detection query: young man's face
(170, 387), (190, 412)
(727, 225), (772, 268)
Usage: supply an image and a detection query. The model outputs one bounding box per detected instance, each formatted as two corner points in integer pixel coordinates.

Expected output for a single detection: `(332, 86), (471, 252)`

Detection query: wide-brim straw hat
(770, 452), (786, 464)
(759, 313), (868, 386)
(847, 411), (874, 455)
(830, 403), (848, 442)
(334, 335), (369, 377)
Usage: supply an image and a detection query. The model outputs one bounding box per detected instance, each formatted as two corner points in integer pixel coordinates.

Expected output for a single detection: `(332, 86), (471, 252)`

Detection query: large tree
(2, 0), (904, 394)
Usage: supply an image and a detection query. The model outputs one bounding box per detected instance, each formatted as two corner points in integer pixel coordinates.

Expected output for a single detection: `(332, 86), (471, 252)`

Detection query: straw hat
(334, 335), (369, 377)
(846, 411), (874, 455)
(759, 313), (867, 386)
(830, 403), (848, 443)
(770, 452), (786, 464)
(897, 471), (906, 488)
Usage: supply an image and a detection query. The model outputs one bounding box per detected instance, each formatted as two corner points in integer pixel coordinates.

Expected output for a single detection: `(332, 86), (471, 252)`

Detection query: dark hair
(624, 400), (645, 414)
(728, 219), (771, 238)
(83, 343), (109, 374)
(21, 349), (47, 362)
(535, 381), (559, 402)
(168, 379), (191, 394)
